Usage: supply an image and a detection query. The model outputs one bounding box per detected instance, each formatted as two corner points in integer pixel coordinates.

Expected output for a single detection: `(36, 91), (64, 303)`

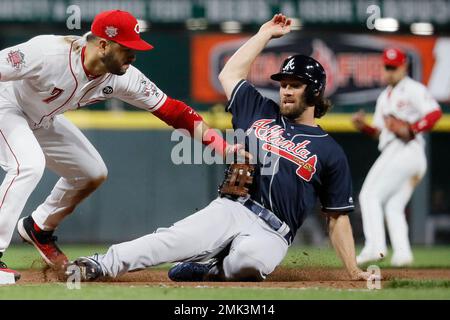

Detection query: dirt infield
(18, 267), (450, 289)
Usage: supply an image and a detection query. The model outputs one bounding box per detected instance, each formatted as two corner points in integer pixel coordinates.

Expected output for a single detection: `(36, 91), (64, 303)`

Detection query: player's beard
(101, 51), (127, 76)
(279, 95), (309, 121)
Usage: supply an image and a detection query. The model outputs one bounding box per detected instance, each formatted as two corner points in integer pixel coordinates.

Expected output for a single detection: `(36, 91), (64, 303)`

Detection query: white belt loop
(277, 222), (290, 237)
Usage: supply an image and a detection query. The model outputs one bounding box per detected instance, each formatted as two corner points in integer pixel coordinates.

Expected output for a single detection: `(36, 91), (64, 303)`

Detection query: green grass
(283, 245), (450, 269)
(1, 244), (449, 300)
(4, 244), (450, 270)
(387, 279), (450, 289)
(2, 244), (110, 270)
(1, 284), (450, 300)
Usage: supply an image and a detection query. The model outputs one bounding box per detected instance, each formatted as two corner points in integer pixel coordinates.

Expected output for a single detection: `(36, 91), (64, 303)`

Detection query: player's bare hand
(384, 115), (414, 142)
(349, 268), (372, 281)
(351, 109), (367, 131)
(259, 13), (292, 39)
(225, 144), (254, 163)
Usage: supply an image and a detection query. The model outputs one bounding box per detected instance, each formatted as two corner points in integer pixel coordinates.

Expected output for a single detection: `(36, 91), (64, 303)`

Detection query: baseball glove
(384, 115), (415, 143)
(219, 163), (255, 198)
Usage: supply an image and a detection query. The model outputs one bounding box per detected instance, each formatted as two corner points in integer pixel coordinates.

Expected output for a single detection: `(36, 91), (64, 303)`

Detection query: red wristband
(411, 109), (442, 133)
(360, 124), (378, 137)
(152, 97), (203, 136)
(203, 128), (228, 156)
(153, 97), (231, 155)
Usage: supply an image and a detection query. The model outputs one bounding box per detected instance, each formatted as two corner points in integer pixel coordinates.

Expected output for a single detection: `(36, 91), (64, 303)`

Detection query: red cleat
(17, 216), (68, 269)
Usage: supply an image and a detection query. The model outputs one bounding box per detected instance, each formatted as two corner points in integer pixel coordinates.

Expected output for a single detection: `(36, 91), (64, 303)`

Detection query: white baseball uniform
(0, 35), (168, 252)
(358, 76), (440, 264)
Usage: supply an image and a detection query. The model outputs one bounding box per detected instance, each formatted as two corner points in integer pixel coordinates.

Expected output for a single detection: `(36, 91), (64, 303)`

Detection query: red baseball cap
(91, 10), (153, 51)
(383, 48), (407, 67)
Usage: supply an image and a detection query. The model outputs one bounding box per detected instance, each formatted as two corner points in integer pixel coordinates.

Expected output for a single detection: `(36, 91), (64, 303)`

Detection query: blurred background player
(352, 48), (442, 266)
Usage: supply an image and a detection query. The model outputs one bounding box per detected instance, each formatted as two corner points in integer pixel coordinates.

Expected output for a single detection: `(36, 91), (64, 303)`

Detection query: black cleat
(168, 261), (215, 282)
(65, 255), (104, 281)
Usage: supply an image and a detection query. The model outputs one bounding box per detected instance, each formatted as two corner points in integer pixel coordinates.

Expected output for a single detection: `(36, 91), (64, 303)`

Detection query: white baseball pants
(0, 101), (107, 252)
(96, 197), (289, 280)
(359, 139), (426, 259)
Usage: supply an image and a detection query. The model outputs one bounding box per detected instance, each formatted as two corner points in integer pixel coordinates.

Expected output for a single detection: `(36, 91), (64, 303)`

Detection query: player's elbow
(218, 69), (230, 86)
(218, 69), (241, 86)
(218, 72), (245, 100)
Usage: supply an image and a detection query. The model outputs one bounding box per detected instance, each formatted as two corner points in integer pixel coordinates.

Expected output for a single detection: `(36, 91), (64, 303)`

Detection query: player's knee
(20, 152), (46, 184)
(81, 175), (107, 195)
(223, 252), (265, 282)
(90, 173), (107, 187)
(94, 158), (108, 180)
(385, 201), (405, 217)
(359, 187), (369, 202)
(85, 161), (108, 187)
(359, 187), (376, 204)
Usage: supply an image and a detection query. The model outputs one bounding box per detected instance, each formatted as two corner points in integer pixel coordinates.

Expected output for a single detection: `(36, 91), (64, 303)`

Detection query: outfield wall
(6, 122), (449, 245)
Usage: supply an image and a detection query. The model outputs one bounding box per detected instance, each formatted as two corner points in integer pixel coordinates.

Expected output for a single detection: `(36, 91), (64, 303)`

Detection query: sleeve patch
(140, 74), (161, 98)
(7, 49), (26, 70)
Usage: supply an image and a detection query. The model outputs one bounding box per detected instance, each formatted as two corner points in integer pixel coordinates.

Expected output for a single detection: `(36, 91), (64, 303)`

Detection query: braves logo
(283, 58), (295, 72)
(7, 49), (25, 70)
(251, 119), (318, 181)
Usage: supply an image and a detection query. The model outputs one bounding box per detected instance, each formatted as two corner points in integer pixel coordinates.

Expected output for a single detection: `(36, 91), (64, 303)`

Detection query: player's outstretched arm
(327, 213), (370, 280)
(152, 97), (252, 161)
(218, 14), (292, 100)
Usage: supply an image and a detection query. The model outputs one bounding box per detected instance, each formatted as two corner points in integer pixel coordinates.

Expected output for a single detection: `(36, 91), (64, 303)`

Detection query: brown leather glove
(219, 163), (255, 198)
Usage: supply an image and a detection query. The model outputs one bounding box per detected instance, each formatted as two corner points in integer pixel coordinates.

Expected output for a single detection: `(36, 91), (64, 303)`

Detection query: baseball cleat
(168, 261), (214, 282)
(65, 255), (104, 281)
(391, 254), (413, 267)
(356, 249), (386, 265)
(0, 253), (21, 283)
(17, 216), (68, 269)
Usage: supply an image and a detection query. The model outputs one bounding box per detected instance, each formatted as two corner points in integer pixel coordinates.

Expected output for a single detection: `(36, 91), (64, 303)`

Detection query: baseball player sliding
(67, 14), (370, 282)
(0, 10), (243, 283)
(352, 48), (442, 266)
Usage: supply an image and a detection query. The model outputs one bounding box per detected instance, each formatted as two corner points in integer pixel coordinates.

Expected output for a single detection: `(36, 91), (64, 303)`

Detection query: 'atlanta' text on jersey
(226, 80), (354, 236)
(250, 119), (317, 182)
